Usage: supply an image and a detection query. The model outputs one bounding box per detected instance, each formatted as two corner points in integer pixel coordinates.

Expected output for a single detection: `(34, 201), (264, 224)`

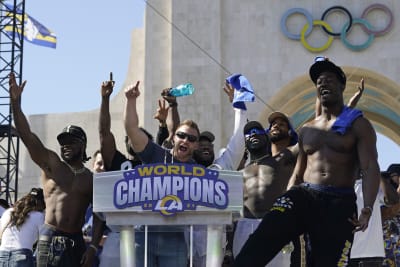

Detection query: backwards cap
(309, 57), (346, 86)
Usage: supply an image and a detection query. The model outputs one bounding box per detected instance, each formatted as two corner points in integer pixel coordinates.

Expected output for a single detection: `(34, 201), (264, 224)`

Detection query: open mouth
(179, 145), (188, 152)
(321, 89), (331, 96)
(202, 151), (210, 156)
(250, 138), (260, 144)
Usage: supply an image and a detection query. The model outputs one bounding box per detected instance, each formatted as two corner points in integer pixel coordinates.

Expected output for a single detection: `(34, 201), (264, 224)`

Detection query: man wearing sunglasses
(233, 119), (298, 266)
(234, 58), (380, 267)
(124, 81), (200, 267)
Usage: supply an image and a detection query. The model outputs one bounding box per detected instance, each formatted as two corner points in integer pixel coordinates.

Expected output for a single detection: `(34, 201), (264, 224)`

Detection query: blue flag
(4, 4), (57, 49)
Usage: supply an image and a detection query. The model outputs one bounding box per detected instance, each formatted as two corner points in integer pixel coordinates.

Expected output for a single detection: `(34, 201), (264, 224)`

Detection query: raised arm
(9, 73), (59, 172)
(213, 81), (246, 170)
(287, 128), (307, 190)
(123, 81), (149, 152)
(347, 78), (364, 108)
(99, 74), (117, 169)
(354, 117), (380, 232)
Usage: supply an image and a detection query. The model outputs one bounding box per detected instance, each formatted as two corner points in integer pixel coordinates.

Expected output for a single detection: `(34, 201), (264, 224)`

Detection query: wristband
(89, 244), (98, 253)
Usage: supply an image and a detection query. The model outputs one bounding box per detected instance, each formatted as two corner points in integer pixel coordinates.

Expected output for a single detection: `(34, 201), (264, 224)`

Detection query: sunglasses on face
(245, 128), (266, 138)
(175, 131), (198, 142)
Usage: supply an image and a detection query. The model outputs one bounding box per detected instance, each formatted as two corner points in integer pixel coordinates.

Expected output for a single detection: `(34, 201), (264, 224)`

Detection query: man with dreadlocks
(9, 73), (103, 267)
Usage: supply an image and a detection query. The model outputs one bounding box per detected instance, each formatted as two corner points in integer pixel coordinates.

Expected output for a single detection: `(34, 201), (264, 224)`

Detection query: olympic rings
(341, 18), (375, 51)
(321, 6), (352, 36)
(280, 8), (313, 40)
(360, 4), (393, 36)
(301, 20), (334, 52)
(280, 4), (393, 52)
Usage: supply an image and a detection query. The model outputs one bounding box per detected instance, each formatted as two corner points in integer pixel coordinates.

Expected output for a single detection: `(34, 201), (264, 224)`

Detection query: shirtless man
(234, 58), (380, 267)
(233, 118), (298, 266)
(9, 73), (102, 267)
(242, 115), (298, 219)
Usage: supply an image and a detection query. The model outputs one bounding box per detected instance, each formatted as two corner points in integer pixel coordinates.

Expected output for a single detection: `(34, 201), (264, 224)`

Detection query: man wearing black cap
(9, 73), (102, 267)
(193, 131), (216, 167)
(234, 58), (380, 267)
(233, 120), (295, 266)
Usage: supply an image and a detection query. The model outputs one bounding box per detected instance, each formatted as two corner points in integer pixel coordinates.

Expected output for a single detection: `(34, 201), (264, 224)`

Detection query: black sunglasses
(245, 128), (266, 138)
(175, 131), (198, 142)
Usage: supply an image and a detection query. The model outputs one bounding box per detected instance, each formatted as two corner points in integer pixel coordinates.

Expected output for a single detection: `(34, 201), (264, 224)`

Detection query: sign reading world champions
(113, 163), (229, 216)
(280, 4), (393, 52)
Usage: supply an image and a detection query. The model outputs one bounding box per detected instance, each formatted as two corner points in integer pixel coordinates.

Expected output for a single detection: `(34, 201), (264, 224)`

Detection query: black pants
(36, 224), (86, 267)
(349, 257), (383, 267)
(234, 184), (357, 267)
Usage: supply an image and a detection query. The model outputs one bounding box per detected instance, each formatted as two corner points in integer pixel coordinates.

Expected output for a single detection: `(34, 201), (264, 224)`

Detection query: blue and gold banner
(4, 4), (57, 49)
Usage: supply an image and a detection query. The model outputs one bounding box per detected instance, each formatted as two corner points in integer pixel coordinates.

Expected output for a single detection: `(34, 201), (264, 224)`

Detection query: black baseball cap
(243, 121), (264, 134)
(387, 164), (400, 175)
(199, 131), (215, 142)
(309, 57), (346, 86)
(57, 125), (87, 145)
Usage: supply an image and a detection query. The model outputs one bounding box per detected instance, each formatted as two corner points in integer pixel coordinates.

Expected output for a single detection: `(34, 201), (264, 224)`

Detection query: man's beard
(193, 152), (214, 167)
(62, 151), (82, 163)
(269, 132), (289, 143)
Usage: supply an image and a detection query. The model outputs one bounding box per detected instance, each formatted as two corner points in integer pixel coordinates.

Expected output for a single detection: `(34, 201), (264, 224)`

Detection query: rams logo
(154, 195), (183, 216)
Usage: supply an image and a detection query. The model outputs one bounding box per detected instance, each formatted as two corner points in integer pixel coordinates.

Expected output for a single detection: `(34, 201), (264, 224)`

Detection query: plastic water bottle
(168, 83), (195, 97)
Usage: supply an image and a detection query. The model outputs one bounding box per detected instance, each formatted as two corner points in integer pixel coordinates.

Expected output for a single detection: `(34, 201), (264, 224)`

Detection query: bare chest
(302, 123), (356, 155)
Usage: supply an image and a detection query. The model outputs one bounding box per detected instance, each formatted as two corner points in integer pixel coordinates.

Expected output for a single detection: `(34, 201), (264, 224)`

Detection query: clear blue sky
(17, 0), (399, 171)
(21, 0), (145, 115)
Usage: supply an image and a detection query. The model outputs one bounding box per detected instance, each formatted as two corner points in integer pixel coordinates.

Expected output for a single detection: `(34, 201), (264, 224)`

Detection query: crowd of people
(0, 57), (399, 267)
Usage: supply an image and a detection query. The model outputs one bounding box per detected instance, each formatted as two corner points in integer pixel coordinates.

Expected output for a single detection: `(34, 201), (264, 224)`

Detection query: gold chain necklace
(249, 154), (269, 165)
(66, 164), (86, 175)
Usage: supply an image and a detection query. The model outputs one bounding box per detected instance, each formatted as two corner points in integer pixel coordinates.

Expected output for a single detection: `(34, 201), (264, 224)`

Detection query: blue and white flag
(4, 4), (57, 49)
(226, 73), (255, 110)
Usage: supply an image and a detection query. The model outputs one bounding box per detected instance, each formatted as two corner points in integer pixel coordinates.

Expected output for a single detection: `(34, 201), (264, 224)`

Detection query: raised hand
(101, 72), (115, 98)
(124, 81), (140, 99)
(153, 99), (169, 122)
(9, 72), (27, 101)
(161, 87), (177, 104)
(348, 78), (364, 109)
(223, 81), (234, 103)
